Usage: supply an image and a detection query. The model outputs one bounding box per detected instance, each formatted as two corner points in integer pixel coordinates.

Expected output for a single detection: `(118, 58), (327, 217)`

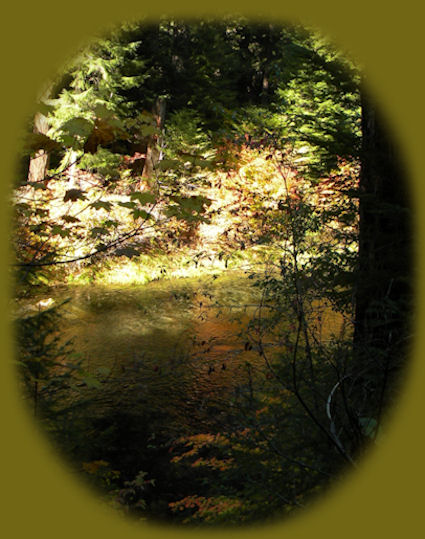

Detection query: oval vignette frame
(1, 2), (424, 539)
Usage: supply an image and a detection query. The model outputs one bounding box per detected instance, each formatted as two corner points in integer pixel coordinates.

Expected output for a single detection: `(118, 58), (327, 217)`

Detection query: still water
(17, 270), (347, 519)
(53, 272), (269, 435)
(19, 269), (344, 439)
(23, 270), (344, 436)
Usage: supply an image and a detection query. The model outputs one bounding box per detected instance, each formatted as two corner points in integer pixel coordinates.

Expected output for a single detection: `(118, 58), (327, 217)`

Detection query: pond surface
(23, 269), (345, 439)
(17, 269), (348, 521)
(54, 271), (269, 435)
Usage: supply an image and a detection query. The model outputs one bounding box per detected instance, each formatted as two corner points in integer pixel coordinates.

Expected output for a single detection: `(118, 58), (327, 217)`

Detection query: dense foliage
(12, 16), (411, 527)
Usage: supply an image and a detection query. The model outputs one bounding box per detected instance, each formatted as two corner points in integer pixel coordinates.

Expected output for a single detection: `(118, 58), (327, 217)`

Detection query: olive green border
(1, 1), (424, 538)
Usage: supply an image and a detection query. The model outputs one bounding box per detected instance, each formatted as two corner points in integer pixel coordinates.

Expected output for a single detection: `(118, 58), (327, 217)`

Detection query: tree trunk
(142, 98), (166, 178)
(28, 112), (50, 183)
(353, 92), (412, 417)
(67, 150), (79, 188)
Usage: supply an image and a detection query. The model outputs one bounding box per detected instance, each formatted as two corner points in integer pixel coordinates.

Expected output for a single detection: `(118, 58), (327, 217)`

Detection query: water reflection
(55, 273), (265, 433)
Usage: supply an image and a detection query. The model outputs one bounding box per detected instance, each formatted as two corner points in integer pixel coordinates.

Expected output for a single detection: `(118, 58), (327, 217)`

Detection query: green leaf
(64, 189), (86, 202)
(29, 223), (48, 232)
(24, 133), (61, 155)
(61, 215), (81, 223)
(28, 181), (48, 190)
(59, 135), (78, 149)
(103, 220), (119, 229)
(117, 201), (137, 209)
(171, 195), (210, 213)
(90, 200), (113, 211)
(94, 104), (118, 121)
(164, 206), (181, 219)
(140, 124), (159, 137)
(51, 225), (70, 238)
(132, 209), (150, 220)
(60, 117), (94, 139)
(90, 227), (108, 237)
(130, 191), (156, 204)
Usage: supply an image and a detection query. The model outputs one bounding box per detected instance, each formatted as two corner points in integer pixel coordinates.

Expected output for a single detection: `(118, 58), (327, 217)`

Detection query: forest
(12, 16), (412, 527)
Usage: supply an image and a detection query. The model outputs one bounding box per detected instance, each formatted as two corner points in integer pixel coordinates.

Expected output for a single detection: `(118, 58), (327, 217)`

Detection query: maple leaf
(63, 189), (86, 202)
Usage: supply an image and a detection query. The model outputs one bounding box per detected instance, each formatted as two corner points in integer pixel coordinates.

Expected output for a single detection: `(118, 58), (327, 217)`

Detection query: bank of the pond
(66, 245), (277, 287)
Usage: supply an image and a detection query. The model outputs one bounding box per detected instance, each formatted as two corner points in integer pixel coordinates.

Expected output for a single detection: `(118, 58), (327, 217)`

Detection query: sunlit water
(16, 270), (348, 521)
(19, 271), (344, 435)
(49, 272), (268, 433)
